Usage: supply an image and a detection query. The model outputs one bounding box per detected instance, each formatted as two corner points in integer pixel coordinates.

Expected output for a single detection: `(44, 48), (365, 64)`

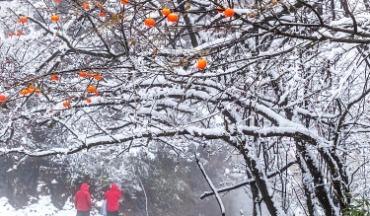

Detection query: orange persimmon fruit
(223, 8), (234, 17)
(161, 8), (171, 16)
(120, 0), (129, 5)
(99, 11), (107, 17)
(78, 71), (87, 77)
(0, 94), (7, 103)
(20, 89), (29, 95)
(63, 101), (71, 108)
(93, 74), (102, 81)
(145, 18), (155, 27)
(18, 16), (27, 24)
(51, 75), (59, 81)
(167, 13), (178, 22)
(83, 3), (90, 10)
(196, 59), (207, 69)
(51, 15), (60, 22)
(86, 85), (97, 93)
(28, 84), (35, 92)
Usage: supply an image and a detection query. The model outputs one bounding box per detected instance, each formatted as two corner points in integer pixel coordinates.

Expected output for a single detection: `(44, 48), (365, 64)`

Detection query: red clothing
(74, 183), (92, 211)
(104, 184), (122, 212)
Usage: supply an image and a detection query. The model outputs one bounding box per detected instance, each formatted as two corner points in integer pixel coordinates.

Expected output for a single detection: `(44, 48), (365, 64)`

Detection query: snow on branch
(0, 122), (326, 157)
(200, 161), (297, 199)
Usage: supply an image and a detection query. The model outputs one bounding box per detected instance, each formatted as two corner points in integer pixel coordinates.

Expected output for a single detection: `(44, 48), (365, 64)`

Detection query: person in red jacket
(74, 183), (92, 216)
(104, 183), (122, 216)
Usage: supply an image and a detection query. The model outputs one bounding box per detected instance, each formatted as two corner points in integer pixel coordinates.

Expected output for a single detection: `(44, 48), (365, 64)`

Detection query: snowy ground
(0, 196), (101, 216)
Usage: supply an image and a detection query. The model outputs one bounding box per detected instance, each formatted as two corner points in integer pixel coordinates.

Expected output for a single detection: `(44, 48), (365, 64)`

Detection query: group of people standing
(74, 183), (122, 216)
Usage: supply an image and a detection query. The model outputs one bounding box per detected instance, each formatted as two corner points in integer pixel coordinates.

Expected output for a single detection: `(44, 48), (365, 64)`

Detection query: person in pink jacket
(104, 183), (122, 216)
(74, 183), (92, 216)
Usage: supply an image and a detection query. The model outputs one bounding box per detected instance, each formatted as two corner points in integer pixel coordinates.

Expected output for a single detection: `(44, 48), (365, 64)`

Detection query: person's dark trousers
(76, 211), (90, 216)
(107, 211), (119, 216)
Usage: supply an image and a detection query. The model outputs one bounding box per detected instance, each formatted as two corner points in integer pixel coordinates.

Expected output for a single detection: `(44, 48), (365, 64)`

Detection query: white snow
(0, 196), (90, 216)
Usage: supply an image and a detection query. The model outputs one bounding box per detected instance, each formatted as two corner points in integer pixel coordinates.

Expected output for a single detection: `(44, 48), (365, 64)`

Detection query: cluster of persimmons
(2, 0), (237, 106)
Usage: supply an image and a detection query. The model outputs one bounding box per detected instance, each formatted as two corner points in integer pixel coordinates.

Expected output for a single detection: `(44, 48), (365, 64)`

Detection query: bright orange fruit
(83, 3), (90, 10)
(223, 8), (234, 17)
(93, 74), (102, 81)
(167, 13), (178, 22)
(120, 0), (129, 5)
(145, 18), (155, 27)
(86, 85), (97, 93)
(0, 94), (7, 103)
(18, 16), (27, 24)
(79, 71), (87, 77)
(20, 89), (29, 95)
(51, 75), (59, 81)
(51, 15), (60, 22)
(28, 84), (35, 92)
(63, 101), (71, 108)
(161, 8), (171, 16)
(196, 59), (207, 69)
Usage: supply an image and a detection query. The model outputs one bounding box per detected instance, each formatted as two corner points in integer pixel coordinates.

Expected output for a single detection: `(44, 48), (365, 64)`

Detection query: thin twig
(195, 154), (225, 216)
(138, 178), (149, 216)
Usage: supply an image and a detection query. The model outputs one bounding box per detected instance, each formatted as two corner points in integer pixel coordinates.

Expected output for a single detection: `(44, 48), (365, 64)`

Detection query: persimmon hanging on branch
(0, 94), (7, 103)
(162, 8), (171, 16)
(167, 13), (178, 22)
(145, 18), (155, 27)
(18, 16), (28, 24)
(51, 15), (60, 22)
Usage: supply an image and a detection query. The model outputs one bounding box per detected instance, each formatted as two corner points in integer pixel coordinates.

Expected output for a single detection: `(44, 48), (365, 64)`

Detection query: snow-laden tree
(2, 0), (370, 215)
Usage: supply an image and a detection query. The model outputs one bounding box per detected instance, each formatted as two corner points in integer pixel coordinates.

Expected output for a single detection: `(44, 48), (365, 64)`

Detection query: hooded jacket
(104, 184), (122, 212)
(74, 183), (92, 212)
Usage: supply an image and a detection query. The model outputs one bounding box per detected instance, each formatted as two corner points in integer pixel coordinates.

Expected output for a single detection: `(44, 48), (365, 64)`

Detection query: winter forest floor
(0, 152), (260, 216)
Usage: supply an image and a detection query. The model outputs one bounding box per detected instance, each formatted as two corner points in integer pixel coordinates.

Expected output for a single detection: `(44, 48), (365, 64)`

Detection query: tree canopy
(1, 0), (370, 215)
